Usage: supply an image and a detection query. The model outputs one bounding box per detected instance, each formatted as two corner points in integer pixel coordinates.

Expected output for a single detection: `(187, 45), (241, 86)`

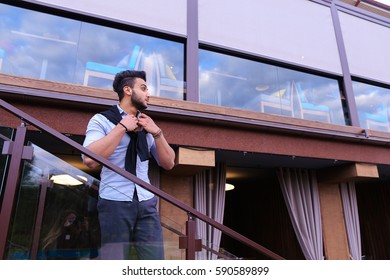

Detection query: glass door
(5, 143), (101, 260)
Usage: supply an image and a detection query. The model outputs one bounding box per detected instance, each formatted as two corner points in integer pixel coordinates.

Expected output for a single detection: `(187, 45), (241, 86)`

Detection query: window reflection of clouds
(354, 81), (390, 113)
(199, 49), (345, 125)
(199, 51), (277, 108)
(78, 23), (183, 68)
(353, 81), (390, 131)
(1, 5), (80, 81)
(78, 23), (132, 63)
(78, 23), (184, 91)
(0, 3), (184, 96)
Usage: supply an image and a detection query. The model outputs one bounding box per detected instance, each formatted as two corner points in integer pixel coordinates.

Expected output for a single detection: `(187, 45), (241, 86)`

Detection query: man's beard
(131, 91), (147, 111)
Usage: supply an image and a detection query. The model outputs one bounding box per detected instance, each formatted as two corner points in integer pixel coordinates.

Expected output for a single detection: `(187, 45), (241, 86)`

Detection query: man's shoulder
(87, 113), (114, 131)
(91, 112), (110, 122)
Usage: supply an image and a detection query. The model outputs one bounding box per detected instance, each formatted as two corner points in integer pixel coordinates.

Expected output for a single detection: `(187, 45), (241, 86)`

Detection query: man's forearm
(155, 134), (175, 170)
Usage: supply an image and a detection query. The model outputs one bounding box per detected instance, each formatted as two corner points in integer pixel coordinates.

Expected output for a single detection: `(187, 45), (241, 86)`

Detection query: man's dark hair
(112, 70), (146, 100)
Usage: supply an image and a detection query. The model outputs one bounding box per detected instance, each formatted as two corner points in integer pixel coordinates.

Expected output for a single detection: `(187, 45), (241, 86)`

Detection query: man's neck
(119, 101), (138, 116)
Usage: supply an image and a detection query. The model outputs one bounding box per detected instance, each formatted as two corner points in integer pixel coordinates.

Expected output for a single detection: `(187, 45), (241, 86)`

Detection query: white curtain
(194, 163), (226, 260)
(277, 168), (324, 260)
(340, 182), (362, 260)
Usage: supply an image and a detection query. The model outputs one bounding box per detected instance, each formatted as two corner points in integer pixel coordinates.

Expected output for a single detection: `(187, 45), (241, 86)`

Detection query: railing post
(179, 214), (202, 260)
(30, 172), (52, 260)
(0, 121), (33, 259)
(186, 215), (196, 260)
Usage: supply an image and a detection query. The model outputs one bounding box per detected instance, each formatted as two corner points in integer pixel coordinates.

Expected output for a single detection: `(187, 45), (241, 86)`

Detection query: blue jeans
(97, 194), (164, 260)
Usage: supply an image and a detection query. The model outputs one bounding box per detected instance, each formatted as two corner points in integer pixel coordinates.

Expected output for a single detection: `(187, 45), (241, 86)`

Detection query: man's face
(130, 78), (150, 110)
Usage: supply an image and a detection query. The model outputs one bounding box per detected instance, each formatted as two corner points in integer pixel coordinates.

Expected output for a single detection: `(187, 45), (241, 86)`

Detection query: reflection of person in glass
(82, 70), (175, 260)
(41, 209), (87, 260)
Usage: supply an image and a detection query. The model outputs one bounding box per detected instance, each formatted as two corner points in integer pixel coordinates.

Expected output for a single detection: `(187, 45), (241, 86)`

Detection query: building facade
(0, 0), (389, 260)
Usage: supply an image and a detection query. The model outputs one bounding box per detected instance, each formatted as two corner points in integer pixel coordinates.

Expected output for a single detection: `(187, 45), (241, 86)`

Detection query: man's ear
(124, 86), (132, 96)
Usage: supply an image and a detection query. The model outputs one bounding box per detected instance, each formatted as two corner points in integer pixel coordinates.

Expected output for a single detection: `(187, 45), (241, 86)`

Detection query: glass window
(199, 50), (346, 125)
(0, 4), (185, 100)
(353, 81), (390, 132)
(0, 5), (80, 82)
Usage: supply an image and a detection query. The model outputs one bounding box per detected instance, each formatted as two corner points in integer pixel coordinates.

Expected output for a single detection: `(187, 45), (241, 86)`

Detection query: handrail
(0, 98), (284, 260)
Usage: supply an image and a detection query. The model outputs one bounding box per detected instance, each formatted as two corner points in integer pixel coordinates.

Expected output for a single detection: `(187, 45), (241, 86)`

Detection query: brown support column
(317, 163), (378, 260)
(159, 147), (214, 259)
(160, 174), (194, 260)
(318, 182), (350, 260)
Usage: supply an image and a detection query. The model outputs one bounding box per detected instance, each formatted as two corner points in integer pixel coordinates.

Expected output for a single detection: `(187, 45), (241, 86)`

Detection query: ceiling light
(50, 174), (87, 186)
(225, 183), (235, 191)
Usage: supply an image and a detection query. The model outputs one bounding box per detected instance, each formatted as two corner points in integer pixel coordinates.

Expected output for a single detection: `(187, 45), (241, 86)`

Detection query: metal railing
(0, 98), (284, 260)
